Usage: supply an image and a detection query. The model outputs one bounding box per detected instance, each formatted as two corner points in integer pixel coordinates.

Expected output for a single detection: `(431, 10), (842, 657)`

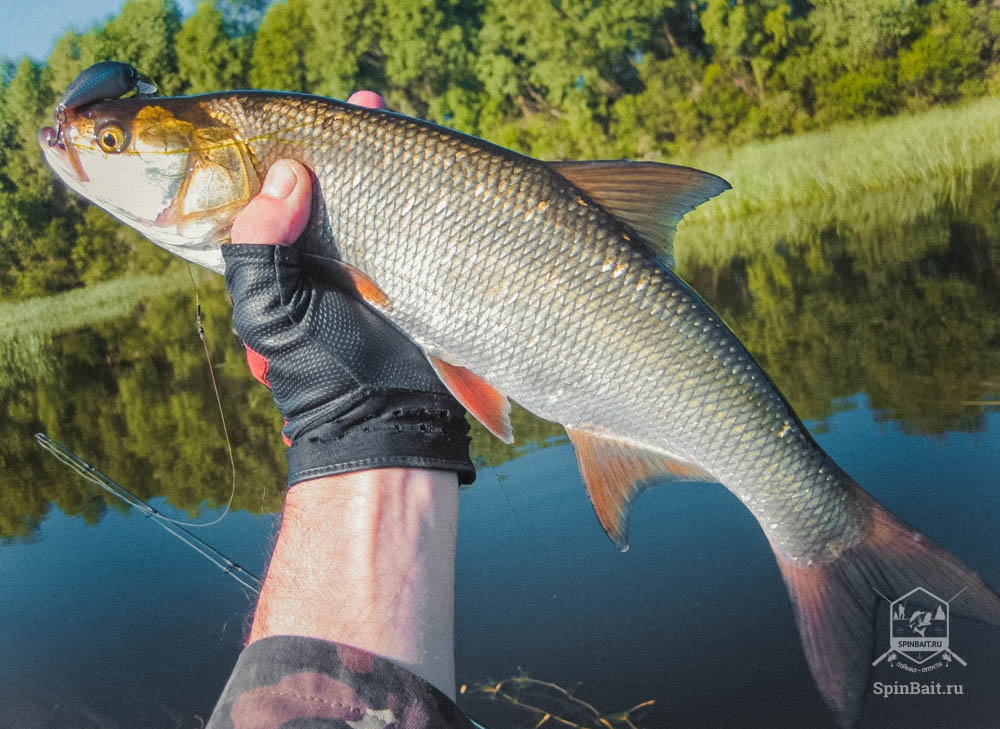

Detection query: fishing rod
(34, 432), (262, 594)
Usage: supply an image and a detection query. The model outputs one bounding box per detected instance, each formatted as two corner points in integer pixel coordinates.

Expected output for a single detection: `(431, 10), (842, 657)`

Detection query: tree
(379, 0), (483, 125)
(806, 0), (921, 121)
(899, 0), (991, 106)
(176, 0), (245, 93)
(700, 0), (797, 99)
(95, 0), (183, 94)
(474, 0), (671, 156)
(0, 59), (78, 298)
(609, 51), (705, 158)
(303, 0), (384, 98)
(250, 0), (315, 91)
(217, 0), (270, 38)
(808, 0), (920, 71)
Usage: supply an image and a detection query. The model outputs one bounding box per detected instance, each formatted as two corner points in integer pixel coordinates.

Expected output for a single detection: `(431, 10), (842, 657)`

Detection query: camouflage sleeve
(207, 635), (476, 729)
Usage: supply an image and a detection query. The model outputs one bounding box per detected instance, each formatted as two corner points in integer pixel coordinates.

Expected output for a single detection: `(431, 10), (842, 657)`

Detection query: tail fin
(774, 494), (1000, 728)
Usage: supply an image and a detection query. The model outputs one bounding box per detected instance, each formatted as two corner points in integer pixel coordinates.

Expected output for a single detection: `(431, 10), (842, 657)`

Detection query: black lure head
(54, 61), (157, 141)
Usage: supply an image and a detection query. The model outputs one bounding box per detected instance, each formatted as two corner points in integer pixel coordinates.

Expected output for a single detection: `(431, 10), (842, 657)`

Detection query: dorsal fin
(548, 160), (730, 267)
(566, 428), (714, 550)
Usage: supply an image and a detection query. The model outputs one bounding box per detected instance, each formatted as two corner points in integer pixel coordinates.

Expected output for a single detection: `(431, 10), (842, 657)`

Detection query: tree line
(1, 0), (999, 301)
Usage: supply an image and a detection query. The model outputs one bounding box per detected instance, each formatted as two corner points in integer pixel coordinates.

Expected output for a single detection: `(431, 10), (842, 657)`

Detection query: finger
(347, 90), (387, 110)
(231, 159), (313, 246)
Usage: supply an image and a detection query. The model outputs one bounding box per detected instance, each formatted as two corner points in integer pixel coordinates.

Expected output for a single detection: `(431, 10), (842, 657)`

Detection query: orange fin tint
(427, 355), (513, 443)
(565, 428), (712, 551)
(332, 260), (392, 309)
(548, 161), (729, 267)
(773, 494), (1000, 728)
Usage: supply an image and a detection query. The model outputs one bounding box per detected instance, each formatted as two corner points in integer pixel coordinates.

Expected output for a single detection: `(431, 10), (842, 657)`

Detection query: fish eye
(96, 123), (129, 153)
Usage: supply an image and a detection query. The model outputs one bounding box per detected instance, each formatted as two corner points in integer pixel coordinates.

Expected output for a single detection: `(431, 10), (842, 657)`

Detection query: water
(2, 172), (998, 728)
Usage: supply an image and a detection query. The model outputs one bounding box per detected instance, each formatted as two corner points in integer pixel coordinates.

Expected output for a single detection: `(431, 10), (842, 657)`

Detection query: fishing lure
(54, 61), (157, 141)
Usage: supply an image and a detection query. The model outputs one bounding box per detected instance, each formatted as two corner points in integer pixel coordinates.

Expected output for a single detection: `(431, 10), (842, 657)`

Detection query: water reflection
(1, 170), (999, 727)
(681, 164), (1000, 431)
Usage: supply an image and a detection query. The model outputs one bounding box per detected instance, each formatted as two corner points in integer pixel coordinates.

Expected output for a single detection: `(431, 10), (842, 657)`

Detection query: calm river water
(2, 169), (998, 728)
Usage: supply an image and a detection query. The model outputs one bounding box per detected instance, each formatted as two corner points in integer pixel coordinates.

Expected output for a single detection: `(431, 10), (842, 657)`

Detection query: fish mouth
(38, 126), (90, 183)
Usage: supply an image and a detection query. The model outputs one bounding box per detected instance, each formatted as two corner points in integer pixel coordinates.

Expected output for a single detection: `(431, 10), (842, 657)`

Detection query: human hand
(223, 94), (474, 487)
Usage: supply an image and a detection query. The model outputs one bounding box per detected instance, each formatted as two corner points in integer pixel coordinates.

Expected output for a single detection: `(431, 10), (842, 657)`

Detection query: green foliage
(2, 0), (1000, 542)
(898, 0), (991, 106)
(474, 0), (663, 145)
(0, 59), (71, 298)
(2, 274), (288, 541)
(814, 59), (901, 121)
(808, 0), (921, 71)
(176, 1), (246, 93)
(216, 0), (270, 38)
(378, 0), (483, 123)
(249, 0), (314, 91)
(302, 0), (384, 98)
(95, 0), (183, 94)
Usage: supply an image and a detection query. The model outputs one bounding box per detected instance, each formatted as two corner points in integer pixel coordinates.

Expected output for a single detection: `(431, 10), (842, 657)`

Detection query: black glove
(223, 243), (475, 486)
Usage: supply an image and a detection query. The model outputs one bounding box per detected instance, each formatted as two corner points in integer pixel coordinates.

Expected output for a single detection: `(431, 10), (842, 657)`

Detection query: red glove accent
(244, 344), (292, 446)
(243, 344), (271, 387)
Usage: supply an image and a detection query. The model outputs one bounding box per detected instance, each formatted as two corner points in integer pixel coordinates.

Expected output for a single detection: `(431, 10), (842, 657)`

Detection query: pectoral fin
(328, 260), (392, 309)
(566, 428), (713, 550)
(427, 355), (513, 443)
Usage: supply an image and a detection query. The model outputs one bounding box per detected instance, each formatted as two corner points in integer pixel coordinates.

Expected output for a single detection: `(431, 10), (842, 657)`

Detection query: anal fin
(427, 355), (513, 443)
(566, 428), (713, 551)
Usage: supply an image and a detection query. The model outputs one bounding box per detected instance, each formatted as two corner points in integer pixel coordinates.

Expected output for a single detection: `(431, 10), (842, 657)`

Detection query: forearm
(248, 468), (459, 698)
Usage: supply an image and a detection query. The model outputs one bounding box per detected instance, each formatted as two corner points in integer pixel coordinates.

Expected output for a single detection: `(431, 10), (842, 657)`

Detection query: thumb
(232, 159), (313, 245)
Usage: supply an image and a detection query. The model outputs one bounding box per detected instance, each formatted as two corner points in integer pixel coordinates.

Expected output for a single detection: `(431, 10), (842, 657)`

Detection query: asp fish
(39, 63), (1000, 727)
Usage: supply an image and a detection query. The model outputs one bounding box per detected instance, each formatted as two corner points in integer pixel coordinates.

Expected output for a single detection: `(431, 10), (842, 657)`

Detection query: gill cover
(130, 105), (260, 230)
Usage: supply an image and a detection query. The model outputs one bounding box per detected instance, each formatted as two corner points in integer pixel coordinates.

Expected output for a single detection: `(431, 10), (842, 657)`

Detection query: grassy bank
(679, 95), (1000, 222)
(672, 96), (1000, 266)
(0, 269), (204, 388)
(1, 270), (198, 338)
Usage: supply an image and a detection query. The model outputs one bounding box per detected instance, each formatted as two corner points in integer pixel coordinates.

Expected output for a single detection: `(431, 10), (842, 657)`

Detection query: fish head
(39, 97), (259, 273)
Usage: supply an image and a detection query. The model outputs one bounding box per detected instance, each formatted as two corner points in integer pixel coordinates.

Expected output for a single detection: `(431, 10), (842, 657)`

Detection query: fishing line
(489, 462), (531, 545)
(35, 433), (261, 594)
(161, 264), (238, 528)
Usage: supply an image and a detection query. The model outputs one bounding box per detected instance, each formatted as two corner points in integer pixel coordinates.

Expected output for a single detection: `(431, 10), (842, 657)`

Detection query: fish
(39, 64), (1000, 727)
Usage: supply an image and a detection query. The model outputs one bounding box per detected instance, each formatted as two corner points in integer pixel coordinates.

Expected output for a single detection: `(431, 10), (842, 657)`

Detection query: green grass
(0, 271), (194, 337)
(678, 96), (1000, 221)
(673, 96), (1000, 266)
(0, 270), (201, 388)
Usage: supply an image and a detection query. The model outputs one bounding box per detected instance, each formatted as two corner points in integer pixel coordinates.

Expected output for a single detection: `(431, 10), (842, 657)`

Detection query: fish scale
(40, 76), (1000, 728)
